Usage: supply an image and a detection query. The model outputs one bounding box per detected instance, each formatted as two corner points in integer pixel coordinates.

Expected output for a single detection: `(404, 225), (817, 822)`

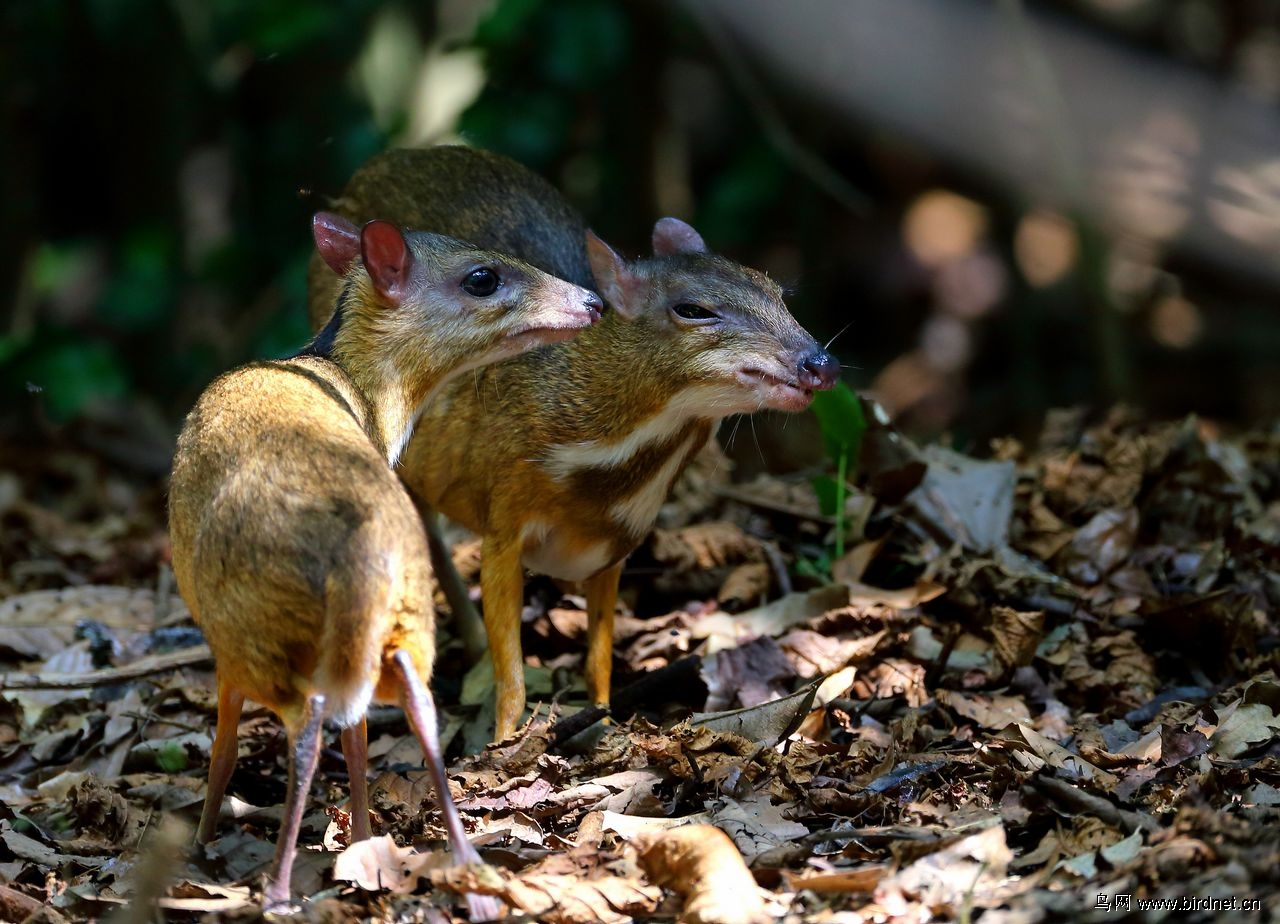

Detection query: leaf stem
(834, 449), (847, 559)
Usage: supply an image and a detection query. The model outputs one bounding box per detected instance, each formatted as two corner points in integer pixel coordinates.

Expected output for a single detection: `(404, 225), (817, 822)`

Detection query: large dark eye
(671, 303), (718, 322)
(462, 267), (500, 297)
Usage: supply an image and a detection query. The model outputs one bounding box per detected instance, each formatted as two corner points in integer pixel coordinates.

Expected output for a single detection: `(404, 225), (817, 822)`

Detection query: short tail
(315, 559), (391, 728)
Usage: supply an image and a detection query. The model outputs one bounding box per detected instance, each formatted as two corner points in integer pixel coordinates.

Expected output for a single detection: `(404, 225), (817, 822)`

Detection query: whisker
(749, 412), (764, 463)
(825, 321), (855, 351)
(725, 415), (744, 451)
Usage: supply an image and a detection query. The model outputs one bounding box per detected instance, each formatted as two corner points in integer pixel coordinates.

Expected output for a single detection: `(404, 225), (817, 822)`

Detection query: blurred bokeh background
(2, 0), (1278, 477)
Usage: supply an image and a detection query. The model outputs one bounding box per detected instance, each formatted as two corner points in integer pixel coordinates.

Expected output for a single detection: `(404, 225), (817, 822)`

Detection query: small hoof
(262, 884), (299, 916)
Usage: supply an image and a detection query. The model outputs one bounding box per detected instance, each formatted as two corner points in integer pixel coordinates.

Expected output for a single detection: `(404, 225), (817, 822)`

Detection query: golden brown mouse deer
(171, 211), (601, 911)
(308, 147), (840, 742)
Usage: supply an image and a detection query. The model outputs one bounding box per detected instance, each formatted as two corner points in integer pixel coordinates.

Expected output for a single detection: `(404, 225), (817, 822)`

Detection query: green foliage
(242, 0), (341, 55)
(472, 0), (544, 47)
(794, 550), (834, 583)
(1, 0), (393, 428)
(810, 382), (866, 559)
(97, 228), (177, 333)
(460, 0), (629, 170)
(252, 254), (314, 360)
(30, 242), (95, 298)
(9, 338), (130, 424)
(696, 142), (789, 250)
(458, 90), (575, 169)
(811, 380), (866, 465)
(472, 0), (629, 85)
(811, 474), (842, 520)
(154, 740), (189, 773)
(542, 0), (629, 87)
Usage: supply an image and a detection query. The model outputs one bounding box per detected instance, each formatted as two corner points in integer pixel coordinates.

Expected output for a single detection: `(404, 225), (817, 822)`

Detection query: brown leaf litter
(1, 409), (1278, 922)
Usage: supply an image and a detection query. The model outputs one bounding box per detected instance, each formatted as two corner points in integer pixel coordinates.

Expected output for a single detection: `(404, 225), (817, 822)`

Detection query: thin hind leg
(197, 678), (244, 844)
(263, 692), (326, 911)
(391, 651), (500, 921)
(340, 719), (371, 842)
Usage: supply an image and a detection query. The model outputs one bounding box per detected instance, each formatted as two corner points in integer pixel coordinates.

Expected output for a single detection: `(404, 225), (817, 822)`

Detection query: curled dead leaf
(634, 824), (769, 924)
(990, 606), (1045, 669)
(1062, 506), (1139, 584)
(692, 675), (823, 744)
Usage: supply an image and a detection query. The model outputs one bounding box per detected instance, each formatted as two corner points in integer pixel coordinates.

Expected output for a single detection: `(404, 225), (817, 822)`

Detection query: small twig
(0, 645), (211, 691)
(925, 623), (963, 688)
(549, 656), (706, 745)
(1032, 772), (1157, 833)
(549, 706), (610, 746)
(121, 712), (206, 735)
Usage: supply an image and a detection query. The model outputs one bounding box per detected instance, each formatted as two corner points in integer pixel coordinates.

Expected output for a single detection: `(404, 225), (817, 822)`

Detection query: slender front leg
(340, 719), (370, 843)
(583, 561), (624, 710)
(418, 499), (488, 664)
(263, 692), (326, 911)
(392, 651), (501, 922)
(480, 533), (527, 741)
(197, 678), (244, 845)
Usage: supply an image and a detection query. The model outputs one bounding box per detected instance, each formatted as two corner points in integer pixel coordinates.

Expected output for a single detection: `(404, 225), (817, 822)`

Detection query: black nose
(584, 291), (604, 318)
(797, 349), (840, 390)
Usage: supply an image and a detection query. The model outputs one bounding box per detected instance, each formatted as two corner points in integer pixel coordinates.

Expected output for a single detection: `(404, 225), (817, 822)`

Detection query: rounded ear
(586, 231), (643, 320)
(360, 220), (413, 304)
(652, 217), (707, 256)
(313, 212), (361, 275)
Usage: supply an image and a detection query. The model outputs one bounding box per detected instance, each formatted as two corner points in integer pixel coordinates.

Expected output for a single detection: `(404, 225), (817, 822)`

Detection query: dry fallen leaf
(333, 834), (452, 893)
(709, 791), (810, 860)
(875, 824), (1015, 912)
(689, 585), (852, 653)
(998, 723), (1116, 785)
(700, 636), (795, 710)
(5, 415), (1280, 924)
(502, 872), (661, 924)
(692, 676), (824, 744)
(990, 606), (1045, 669)
(906, 446), (1016, 553)
(1210, 701), (1280, 759)
(936, 689), (1032, 729)
(634, 824), (770, 924)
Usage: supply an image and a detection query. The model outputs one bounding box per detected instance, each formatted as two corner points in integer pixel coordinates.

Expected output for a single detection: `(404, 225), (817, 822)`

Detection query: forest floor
(1, 405), (1278, 923)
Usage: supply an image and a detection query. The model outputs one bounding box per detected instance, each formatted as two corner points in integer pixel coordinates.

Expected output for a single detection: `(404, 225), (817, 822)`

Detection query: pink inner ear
(361, 220), (412, 303)
(652, 217), (707, 256)
(313, 212), (361, 275)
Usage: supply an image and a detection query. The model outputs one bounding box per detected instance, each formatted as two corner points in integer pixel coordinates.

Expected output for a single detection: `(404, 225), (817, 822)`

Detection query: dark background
(2, 0), (1278, 477)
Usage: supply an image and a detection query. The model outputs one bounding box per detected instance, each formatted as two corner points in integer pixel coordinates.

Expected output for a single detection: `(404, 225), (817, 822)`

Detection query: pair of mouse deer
(170, 146), (838, 911)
